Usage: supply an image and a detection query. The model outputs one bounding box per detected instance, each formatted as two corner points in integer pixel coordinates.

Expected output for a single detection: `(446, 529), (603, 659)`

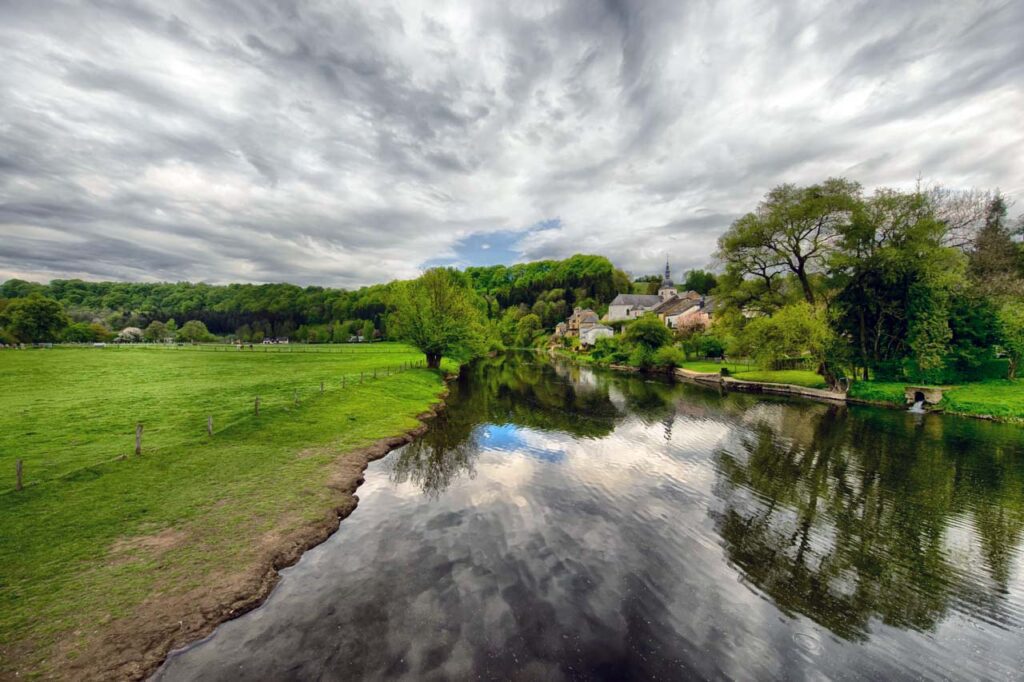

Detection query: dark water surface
(157, 354), (1024, 681)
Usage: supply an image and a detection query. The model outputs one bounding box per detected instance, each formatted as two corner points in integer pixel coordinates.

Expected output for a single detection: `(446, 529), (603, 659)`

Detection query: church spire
(664, 258), (671, 282)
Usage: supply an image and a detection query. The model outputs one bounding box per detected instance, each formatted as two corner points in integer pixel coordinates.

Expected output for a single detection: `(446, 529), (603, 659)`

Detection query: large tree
(389, 268), (488, 368)
(716, 178), (861, 307)
(0, 295), (68, 342)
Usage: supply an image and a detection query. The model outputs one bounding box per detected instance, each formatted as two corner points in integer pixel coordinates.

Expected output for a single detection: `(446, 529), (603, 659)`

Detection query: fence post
(207, 415), (213, 436)
(15, 459), (23, 491)
(255, 396), (260, 415)
(135, 423), (143, 455)
(320, 381), (324, 394)
(360, 371), (364, 383)
(373, 368), (377, 379)
(294, 390), (299, 405)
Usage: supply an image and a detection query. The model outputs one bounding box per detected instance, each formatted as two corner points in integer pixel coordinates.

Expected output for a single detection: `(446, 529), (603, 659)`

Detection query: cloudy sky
(1, 0), (1022, 287)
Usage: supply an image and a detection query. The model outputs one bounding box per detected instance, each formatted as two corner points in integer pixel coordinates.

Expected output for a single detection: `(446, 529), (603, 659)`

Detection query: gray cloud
(0, 0), (1021, 286)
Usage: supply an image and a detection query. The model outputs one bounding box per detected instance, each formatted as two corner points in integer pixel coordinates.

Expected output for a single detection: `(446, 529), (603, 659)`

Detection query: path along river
(157, 353), (1024, 680)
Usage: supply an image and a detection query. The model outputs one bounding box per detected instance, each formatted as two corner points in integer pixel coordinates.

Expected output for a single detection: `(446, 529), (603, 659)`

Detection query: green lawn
(680, 361), (827, 389)
(849, 378), (1024, 421)
(0, 345), (447, 677)
(729, 369), (828, 389)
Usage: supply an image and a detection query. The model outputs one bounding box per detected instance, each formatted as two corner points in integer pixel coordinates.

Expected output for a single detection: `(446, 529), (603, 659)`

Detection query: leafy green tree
(682, 269), (718, 294)
(0, 295), (68, 342)
(515, 313), (542, 347)
(389, 268), (487, 368)
(177, 320), (215, 343)
(622, 315), (672, 350)
(997, 301), (1024, 379)
(652, 345), (685, 369)
(968, 193), (1023, 297)
(145, 320), (168, 342)
(739, 303), (834, 375)
(716, 178), (861, 306)
(362, 320), (375, 343)
(62, 322), (98, 342)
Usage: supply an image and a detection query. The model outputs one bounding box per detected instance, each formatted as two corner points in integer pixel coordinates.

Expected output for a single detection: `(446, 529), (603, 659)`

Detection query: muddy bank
(53, 388), (451, 682)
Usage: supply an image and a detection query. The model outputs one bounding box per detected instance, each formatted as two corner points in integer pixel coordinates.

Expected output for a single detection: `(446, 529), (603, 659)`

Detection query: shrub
(652, 345), (685, 369)
(622, 315), (672, 350)
(591, 336), (629, 364)
(629, 345), (656, 369)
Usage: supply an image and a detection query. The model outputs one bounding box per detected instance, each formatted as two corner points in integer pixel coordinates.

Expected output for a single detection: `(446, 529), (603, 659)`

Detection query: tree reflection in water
(712, 402), (1024, 640)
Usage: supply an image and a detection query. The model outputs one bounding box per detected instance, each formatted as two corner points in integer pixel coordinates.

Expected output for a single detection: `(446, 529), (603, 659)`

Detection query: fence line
(3, 358), (430, 495)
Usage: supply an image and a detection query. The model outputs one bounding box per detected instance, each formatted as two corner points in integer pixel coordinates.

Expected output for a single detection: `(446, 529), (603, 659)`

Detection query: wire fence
(3, 358), (431, 496)
(31, 342), (414, 354)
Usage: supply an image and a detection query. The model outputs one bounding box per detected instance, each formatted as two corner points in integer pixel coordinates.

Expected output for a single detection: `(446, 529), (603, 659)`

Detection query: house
(580, 324), (614, 346)
(566, 307), (600, 336)
(607, 261), (681, 321)
(669, 296), (717, 330)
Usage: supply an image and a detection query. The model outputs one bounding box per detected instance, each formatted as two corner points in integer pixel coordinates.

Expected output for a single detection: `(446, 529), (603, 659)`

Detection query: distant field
(0, 344), (447, 677)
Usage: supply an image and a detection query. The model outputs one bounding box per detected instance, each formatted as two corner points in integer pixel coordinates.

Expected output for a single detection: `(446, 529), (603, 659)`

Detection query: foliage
(177, 320), (216, 343)
(589, 336), (630, 365)
(652, 345), (685, 369)
(997, 301), (1024, 379)
(715, 178), (861, 307)
(389, 268), (488, 367)
(0, 295), (69, 342)
(144, 320), (168, 342)
(515, 313), (543, 347)
(622, 315), (672, 350)
(681, 269), (718, 295)
(737, 303), (833, 371)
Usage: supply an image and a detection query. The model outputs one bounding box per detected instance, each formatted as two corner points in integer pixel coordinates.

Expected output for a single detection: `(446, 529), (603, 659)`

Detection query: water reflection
(157, 353), (1024, 680)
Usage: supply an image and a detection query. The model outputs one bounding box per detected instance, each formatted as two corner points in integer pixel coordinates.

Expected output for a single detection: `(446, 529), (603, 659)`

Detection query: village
(551, 262), (716, 347)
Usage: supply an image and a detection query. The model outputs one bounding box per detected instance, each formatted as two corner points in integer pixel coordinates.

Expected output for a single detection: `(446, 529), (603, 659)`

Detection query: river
(156, 353), (1024, 680)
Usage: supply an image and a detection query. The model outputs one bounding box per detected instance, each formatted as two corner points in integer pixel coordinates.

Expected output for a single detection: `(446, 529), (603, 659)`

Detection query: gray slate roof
(609, 294), (661, 307)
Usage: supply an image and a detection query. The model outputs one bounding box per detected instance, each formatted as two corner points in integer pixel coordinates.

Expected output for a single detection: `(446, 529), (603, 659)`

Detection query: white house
(580, 324), (614, 346)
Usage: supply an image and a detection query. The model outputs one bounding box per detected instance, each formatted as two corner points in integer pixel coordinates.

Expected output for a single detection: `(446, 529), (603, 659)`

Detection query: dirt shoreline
(53, 385), (451, 682)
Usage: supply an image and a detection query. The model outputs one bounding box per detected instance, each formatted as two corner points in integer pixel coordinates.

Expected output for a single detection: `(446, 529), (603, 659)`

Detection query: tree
(682, 269), (718, 294)
(997, 301), (1024, 379)
(738, 302), (834, 374)
(62, 322), (98, 342)
(716, 179), (861, 307)
(117, 327), (144, 343)
(622, 314), (672, 350)
(515, 314), (542, 347)
(145, 320), (168, 342)
(389, 268), (487, 368)
(968, 193), (1023, 297)
(177, 320), (215, 343)
(0, 295), (68, 342)
(361, 320), (375, 343)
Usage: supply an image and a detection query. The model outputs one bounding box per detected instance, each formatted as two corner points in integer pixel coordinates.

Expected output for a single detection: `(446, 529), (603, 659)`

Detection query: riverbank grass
(0, 345), (447, 678)
(849, 379), (1024, 421)
(679, 361), (828, 389)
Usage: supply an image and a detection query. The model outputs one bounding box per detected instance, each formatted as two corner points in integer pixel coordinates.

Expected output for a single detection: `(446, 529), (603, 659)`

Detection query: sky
(1, 0), (1022, 288)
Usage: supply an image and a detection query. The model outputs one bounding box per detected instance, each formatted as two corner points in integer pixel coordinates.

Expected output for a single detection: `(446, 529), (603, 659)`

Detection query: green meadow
(0, 344), (447, 676)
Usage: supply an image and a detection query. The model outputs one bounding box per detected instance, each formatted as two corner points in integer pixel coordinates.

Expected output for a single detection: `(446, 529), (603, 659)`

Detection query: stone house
(566, 307), (600, 336)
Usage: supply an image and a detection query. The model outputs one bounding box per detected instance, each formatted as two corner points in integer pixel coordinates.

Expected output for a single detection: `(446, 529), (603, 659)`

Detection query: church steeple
(658, 258), (677, 301)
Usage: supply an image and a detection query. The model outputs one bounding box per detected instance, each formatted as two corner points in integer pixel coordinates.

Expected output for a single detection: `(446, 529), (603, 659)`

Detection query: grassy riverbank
(0, 345), (448, 679)
(849, 379), (1024, 421)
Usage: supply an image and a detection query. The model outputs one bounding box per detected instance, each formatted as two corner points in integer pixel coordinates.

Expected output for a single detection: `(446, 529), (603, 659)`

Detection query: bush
(652, 345), (685, 369)
(629, 345), (656, 369)
(591, 336), (629, 364)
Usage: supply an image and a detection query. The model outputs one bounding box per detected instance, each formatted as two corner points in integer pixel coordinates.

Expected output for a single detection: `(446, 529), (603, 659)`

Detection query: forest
(0, 254), (642, 347)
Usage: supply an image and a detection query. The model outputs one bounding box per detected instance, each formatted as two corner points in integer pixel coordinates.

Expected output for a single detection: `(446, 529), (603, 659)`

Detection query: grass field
(679, 361), (828, 389)
(0, 344), (447, 677)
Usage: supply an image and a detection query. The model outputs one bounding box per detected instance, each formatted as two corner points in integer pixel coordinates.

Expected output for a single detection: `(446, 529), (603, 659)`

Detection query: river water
(156, 353), (1024, 681)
